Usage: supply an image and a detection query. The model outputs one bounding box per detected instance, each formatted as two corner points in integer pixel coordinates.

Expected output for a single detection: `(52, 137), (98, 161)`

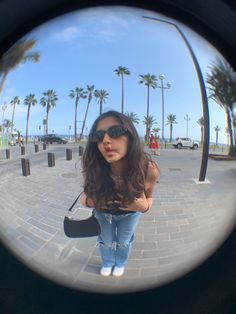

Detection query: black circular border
(0, 1), (236, 313)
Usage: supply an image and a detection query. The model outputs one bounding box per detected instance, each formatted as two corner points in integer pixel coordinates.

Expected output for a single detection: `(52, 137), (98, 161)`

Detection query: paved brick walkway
(0, 143), (235, 293)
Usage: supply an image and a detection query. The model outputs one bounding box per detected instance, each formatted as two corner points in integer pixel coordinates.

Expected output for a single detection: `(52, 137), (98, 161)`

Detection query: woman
(81, 111), (159, 277)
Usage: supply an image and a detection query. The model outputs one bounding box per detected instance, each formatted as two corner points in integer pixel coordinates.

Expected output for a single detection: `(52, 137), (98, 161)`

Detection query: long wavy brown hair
(82, 110), (153, 210)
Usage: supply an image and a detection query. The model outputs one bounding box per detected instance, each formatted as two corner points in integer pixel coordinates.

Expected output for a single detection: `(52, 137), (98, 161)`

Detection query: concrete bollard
(79, 146), (84, 156)
(66, 148), (72, 161)
(21, 146), (25, 155)
(35, 144), (39, 152)
(6, 149), (10, 159)
(43, 143), (46, 150)
(48, 152), (55, 167)
(21, 158), (30, 176)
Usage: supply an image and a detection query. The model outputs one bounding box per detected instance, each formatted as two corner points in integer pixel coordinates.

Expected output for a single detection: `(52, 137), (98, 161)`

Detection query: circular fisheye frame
(0, 5), (235, 294)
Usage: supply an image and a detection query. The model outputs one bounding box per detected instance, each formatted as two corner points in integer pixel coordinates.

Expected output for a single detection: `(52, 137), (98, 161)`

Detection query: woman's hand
(115, 192), (150, 213)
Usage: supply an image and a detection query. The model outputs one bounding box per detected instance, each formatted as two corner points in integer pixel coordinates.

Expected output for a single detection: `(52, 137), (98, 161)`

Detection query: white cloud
(52, 26), (86, 42)
(51, 7), (135, 44)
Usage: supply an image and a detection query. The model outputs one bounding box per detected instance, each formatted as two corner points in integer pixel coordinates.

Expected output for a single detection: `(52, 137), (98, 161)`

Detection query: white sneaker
(100, 266), (112, 277)
(112, 266), (125, 277)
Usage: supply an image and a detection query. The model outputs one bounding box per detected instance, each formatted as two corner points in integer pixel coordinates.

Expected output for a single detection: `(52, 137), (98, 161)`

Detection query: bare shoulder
(146, 160), (160, 183)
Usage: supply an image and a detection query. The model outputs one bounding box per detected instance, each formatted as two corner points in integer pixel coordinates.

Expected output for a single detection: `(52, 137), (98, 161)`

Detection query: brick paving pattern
(0, 143), (235, 293)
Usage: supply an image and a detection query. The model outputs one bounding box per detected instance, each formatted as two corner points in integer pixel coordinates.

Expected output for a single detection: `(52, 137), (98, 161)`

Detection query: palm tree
(80, 85), (94, 140)
(143, 115), (157, 141)
(197, 117), (205, 144)
(10, 96), (20, 133)
(24, 94), (37, 145)
(152, 127), (160, 140)
(114, 66), (130, 114)
(69, 87), (87, 142)
(214, 125), (221, 146)
(125, 112), (140, 124)
(40, 89), (58, 136)
(139, 73), (158, 139)
(0, 39), (40, 95)
(166, 114), (177, 143)
(2, 118), (13, 133)
(206, 57), (236, 156)
(94, 89), (109, 115)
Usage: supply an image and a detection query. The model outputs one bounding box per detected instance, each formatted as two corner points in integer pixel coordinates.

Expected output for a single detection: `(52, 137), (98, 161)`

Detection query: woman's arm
(80, 192), (95, 208)
(120, 161), (160, 213)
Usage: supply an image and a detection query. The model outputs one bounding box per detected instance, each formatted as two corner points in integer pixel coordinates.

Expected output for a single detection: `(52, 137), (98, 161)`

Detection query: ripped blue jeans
(94, 211), (141, 267)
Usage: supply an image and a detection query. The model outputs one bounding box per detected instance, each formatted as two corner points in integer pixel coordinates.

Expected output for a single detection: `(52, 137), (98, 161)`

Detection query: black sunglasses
(89, 125), (128, 143)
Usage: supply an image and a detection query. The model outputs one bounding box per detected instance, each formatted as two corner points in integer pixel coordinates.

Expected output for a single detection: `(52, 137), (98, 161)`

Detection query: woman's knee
(97, 239), (116, 250)
(116, 234), (134, 247)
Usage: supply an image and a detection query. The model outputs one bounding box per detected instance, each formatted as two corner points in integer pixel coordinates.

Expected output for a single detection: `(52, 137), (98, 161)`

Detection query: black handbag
(63, 192), (101, 238)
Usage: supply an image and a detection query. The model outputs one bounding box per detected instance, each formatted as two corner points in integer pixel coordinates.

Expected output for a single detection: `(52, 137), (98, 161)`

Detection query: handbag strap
(68, 191), (83, 212)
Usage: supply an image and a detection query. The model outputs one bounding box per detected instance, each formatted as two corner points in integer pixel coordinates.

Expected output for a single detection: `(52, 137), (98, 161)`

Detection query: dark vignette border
(0, 1), (236, 313)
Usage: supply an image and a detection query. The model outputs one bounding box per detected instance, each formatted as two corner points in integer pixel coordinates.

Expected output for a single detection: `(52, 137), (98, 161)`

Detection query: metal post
(35, 144), (39, 152)
(66, 148), (72, 160)
(43, 143), (46, 150)
(6, 149), (10, 159)
(48, 152), (55, 167)
(21, 158), (30, 176)
(21, 146), (25, 155)
(142, 16), (210, 181)
(184, 114), (191, 137)
(79, 146), (84, 156)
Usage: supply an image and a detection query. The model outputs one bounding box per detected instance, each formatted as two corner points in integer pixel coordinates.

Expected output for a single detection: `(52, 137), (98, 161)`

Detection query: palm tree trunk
(80, 99), (91, 140)
(46, 104), (50, 136)
(226, 109), (236, 156)
(146, 86), (150, 140)
(11, 104), (16, 134)
(121, 74), (124, 114)
(26, 105), (31, 145)
(0, 71), (8, 96)
(74, 97), (78, 142)
(100, 100), (102, 115)
(170, 124), (173, 142)
(201, 126), (203, 144)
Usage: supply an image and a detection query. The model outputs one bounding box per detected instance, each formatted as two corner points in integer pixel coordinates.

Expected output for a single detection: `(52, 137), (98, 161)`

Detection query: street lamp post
(143, 15), (210, 181)
(157, 74), (171, 148)
(184, 114), (191, 137)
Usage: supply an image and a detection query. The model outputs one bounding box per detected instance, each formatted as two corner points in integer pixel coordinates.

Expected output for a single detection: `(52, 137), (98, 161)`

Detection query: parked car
(173, 137), (199, 149)
(39, 134), (68, 144)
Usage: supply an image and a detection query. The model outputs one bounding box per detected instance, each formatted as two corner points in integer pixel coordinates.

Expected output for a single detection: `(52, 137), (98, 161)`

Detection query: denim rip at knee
(94, 211), (141, 249)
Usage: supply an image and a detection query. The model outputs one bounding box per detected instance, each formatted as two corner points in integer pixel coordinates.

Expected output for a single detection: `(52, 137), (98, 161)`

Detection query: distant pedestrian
(81, 110), (159, 277)
(149, 133), (154, 145)
(149, 133), (160, 155)
(17, 132), (21, 146)
(20, 135), (24, 146)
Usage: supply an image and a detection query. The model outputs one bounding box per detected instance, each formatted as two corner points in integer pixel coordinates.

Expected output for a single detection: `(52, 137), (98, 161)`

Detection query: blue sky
(1, 6), (228, 143)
